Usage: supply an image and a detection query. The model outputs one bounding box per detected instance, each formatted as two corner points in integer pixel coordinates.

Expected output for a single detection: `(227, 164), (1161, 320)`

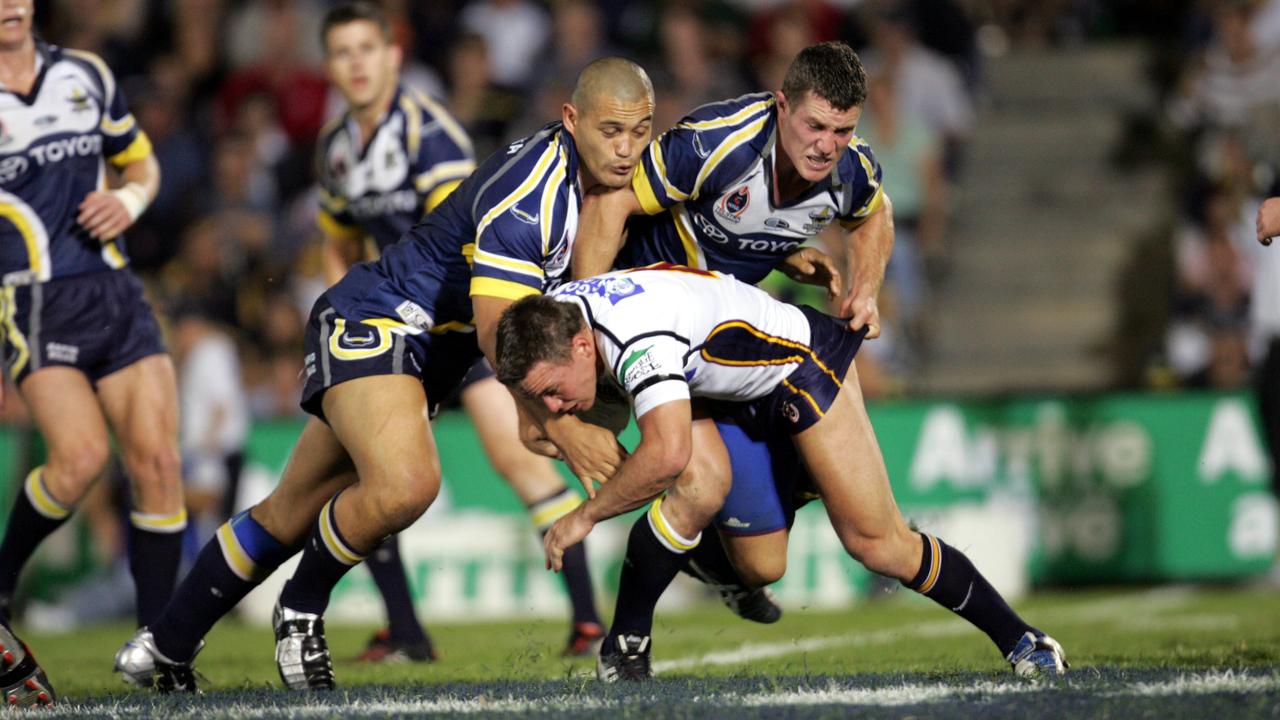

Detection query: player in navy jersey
(313, 1), (602, 663)
(0, 0), (185, 704)
(114, 56), (655, 692)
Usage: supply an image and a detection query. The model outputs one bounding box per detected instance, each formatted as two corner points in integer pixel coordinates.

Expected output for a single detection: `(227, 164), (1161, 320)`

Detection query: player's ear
(776, 90), (789, 116)
(562, 103), (579, 134)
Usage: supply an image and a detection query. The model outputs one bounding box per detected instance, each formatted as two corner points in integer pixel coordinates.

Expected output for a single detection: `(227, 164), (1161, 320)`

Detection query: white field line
(30, 670), (1280, 719)
(655, 587), (1198, 673)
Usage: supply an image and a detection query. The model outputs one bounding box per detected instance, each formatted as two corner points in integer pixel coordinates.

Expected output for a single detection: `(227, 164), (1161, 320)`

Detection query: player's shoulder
(677, 92), (775, 134)
(838, 133), (881, 182)
(397, 85), (473, 155)
(53, 44), (115, 95)
(476, 123), (568, 195)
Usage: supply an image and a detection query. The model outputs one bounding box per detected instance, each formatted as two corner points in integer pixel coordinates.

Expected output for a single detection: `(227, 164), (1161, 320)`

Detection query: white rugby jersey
(316, 85), (475, 251)
(0, 41), (153, 284)
(619, 92), (884, 285)
(551, 264), (811, 418)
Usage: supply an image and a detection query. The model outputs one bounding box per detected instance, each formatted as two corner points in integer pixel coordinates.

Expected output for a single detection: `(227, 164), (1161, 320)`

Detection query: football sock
(365, 535), (429, 645)
(606, 498), (700, 644)
(128, 508), (188, 628)
(530, 488), (601, 625)
(905, 532), (1035, 656)
(151, 509), (293, 661)
(0, 468), (72, 604)
(279, 492), (369, 616)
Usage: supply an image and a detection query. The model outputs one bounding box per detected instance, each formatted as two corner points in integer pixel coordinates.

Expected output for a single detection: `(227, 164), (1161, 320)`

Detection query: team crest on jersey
(66, 86), (92, 113)
(804, 206), (835, 233)
(558, 276), (645, 305)
(715, 186), (750, 224)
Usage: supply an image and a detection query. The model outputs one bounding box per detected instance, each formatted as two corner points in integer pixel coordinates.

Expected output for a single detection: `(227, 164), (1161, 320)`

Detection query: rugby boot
(1007, 631), (1069, 678)
(273, 602), (335, 690)
(596, 634), (652, 682)
(0, 621), (54, 707)
(114, 627), (200, 692)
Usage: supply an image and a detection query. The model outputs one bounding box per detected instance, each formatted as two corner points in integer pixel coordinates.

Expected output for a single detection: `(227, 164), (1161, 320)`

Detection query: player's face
(0, 0), (34, 51)
(324, 20), (400, 110)
(565, 95), (653, 191)
(776, 90), (861, 184)
(521, 338), (599, 416)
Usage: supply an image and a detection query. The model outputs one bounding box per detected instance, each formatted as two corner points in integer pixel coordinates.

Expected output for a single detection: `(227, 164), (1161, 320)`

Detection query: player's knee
(838, 525), (917, 581)
(670, 458), (731, 527)
(122, 442), (182, 495)
(734, 553), (786, 587)
(49, 440), (110, 488)
(369, 465), (440, 531)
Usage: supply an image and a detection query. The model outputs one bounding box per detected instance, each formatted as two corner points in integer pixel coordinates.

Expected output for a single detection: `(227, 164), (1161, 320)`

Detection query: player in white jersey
(0, 0), (184, 704)
(496, 266), (1068, 681)
(314, 1), (603, 662)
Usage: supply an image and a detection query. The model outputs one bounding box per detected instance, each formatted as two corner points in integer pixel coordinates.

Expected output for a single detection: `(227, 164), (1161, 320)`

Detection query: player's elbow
(651, 436), (692, 486)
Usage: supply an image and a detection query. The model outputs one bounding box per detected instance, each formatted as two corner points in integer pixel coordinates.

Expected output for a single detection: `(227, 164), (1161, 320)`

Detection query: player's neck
(771, 147), (813, 205)
(0, 36), (37, 94)
(349, 86), (396, 148)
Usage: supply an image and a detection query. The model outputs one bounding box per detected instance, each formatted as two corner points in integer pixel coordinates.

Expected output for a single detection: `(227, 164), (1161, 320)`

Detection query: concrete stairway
(914, 43), (1167, 396)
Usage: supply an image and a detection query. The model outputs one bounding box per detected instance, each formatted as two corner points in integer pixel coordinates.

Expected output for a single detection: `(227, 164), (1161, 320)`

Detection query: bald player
(112, 57), (655, 693)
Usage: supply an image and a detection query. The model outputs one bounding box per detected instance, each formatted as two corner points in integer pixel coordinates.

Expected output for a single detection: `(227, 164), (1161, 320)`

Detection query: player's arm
(777, 246), (843, 302)
(78, 151), (160, 242)
(572, 185), (643, 279)
(543, 399), (691, 571)
(840, 193), (894, 338)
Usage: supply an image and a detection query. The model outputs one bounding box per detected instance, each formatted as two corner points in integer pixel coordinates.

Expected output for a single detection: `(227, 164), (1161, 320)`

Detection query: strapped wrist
(110, 182), (150, 222)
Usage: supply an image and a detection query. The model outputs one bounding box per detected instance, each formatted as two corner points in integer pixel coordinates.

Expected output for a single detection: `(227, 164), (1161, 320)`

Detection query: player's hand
(778, 247), (842, 301)
(546, 417), (628, 497)
(519, 416), (563, 460)
(544, 506), (595, 572)
(1257, 197), (1280, 245)
(77, 190), (136, 242)
(840, 282), (881, 338)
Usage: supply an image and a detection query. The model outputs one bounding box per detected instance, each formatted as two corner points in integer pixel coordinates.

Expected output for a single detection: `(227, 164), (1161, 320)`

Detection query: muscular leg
(797, 361), (1037, 657)
(277, 375), (441, 616)
(463, 377), (601, 633)
(97, 355), (185, 627)
(0, 368), (110, 612)
(145, 417), (356, 662)
(605, 415), (730, 647)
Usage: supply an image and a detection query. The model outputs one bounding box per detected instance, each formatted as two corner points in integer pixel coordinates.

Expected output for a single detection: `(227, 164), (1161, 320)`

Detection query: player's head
(496, 295), (599, 415)
(563, 57), (654, 192)
(321, 1), (401, 111)
(776, 42), (867, 184)
(0, 0), (34, 52)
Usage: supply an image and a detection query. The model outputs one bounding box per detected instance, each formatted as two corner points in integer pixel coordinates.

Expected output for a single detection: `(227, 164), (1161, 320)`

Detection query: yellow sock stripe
(24, 468), (70, 520)
(917, 533), (942, 595)
(529, 492), (582, 531)
(319, 498), (365, 566)
(646, 497), (701, 553)
(216, 522), (260, 582)
(130, 508), (189, 534)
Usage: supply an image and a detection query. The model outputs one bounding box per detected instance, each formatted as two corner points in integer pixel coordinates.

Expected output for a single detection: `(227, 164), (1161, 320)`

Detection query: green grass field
(16, 585), (1280, 718)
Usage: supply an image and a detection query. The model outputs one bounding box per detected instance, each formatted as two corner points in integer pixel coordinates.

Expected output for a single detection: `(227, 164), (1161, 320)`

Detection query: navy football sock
(150, 510), (293, 662)
(365, 536), (428, 645)
(606, 500), (700, 645)
(279, 493), (368, 616)
(0, 468), (72, 604)
(127, 509), (188, 627)
(905, 532), (1035, 656)
(530, 488), (600, 626)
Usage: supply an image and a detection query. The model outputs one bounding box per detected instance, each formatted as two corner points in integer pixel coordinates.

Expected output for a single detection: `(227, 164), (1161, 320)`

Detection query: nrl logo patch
(714, 186), (750, 224)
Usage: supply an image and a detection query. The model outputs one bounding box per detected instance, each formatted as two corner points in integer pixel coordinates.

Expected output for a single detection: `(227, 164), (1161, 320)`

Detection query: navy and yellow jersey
(0, 40), (153, 285)
(621, 92), (885, 285)
(315, 85), (475, 251)
(324, 122), (581, 333)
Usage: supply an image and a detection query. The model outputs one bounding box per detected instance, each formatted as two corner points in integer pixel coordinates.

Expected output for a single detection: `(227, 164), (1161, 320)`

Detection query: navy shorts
(710, 306), (864, 534)
(0, 270), (166, 386)
(300, 295), (482, 422)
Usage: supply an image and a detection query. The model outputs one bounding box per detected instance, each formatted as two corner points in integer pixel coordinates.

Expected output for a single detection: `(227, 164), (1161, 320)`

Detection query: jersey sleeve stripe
(692, 116), (767, 199)
(100, 113), (136, 136)
(106, 131), (152, 168)
(849, 184), (885, 219)
(414, 159), (476, 193)
(632, 165), (664, 215)
(539, 149), (568, 253)
(470, 276), (540, 301)
(473, 247), (545, 279)
(475, 141), (559, 239)
(424, 179), (464, 213)
(649, 140), (690, 204)
(681, 98), (772, 131)
(400, 94), (422, 158)
(670, 209), (706, 269)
